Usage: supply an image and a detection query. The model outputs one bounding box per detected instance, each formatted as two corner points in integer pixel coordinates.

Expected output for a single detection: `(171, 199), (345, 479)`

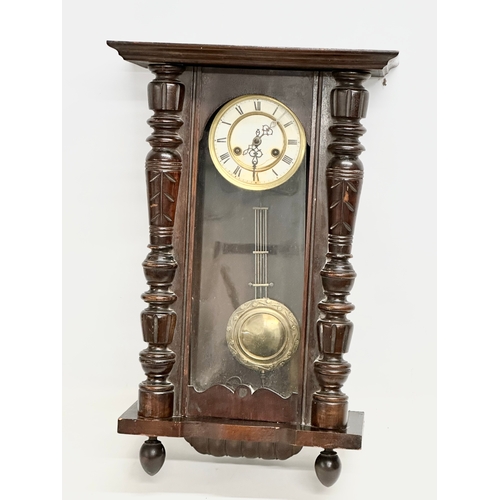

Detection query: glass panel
(190, 128), (307, 398)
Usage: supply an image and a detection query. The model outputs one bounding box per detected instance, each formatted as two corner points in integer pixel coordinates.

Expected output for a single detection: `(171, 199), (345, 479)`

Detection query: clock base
(118, 402), (363, 448)
(121, 402), (362, 485)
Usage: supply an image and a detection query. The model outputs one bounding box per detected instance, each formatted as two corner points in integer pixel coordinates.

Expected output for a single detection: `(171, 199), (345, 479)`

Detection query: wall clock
(107, 40), (398, 487)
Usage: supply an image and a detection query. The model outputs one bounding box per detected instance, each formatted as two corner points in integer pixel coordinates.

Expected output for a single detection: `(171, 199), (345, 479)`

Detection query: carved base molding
(185, 437), (302, 460)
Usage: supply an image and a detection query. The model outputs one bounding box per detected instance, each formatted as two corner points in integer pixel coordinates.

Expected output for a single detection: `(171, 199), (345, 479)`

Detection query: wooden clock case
(107, 40), (398, 487)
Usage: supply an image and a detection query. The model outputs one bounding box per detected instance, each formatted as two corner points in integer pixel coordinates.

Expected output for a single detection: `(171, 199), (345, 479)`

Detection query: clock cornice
(107, 41), (399, 77)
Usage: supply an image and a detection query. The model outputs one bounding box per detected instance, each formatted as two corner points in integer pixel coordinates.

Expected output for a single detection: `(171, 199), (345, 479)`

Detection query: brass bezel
(208, 94), (306, 191)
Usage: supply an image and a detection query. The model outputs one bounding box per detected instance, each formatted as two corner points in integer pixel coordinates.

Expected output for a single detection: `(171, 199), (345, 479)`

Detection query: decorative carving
(138, 64), (185, 419)
(147, 171), (179, 226)
(312, 71), (370, 431)
(185, 437), (302, 460)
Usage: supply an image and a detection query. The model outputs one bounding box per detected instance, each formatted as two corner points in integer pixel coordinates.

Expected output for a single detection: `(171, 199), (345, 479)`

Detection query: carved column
(312, 71), (370, 430)
(138, 64), (185, 419)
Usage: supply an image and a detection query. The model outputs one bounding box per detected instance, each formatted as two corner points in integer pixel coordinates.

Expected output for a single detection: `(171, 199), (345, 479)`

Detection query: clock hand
(252, 162), (259, 181)
(243, 143), (263, 167)
(270, 110), (288, 128)
(243, 125), (275, 167)
(243, 128), (265, 166)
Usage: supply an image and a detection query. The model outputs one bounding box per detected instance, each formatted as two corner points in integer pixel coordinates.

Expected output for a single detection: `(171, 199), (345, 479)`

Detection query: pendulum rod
(252, 207), (270, 299)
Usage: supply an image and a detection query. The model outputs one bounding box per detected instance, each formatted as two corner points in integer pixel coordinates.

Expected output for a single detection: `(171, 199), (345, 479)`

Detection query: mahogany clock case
(107, 40), (399, 486)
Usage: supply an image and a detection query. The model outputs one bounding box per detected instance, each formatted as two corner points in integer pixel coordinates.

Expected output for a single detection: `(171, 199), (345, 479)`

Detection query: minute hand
(270, 109), (290, 128)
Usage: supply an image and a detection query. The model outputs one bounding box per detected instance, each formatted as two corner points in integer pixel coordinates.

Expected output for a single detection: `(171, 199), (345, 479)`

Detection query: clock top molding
(107, 40), (399, 76)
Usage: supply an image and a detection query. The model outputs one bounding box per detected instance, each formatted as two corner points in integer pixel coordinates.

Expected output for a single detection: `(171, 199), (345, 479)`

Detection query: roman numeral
(272, 106), (278, 116)
(288, 139), (298, 145)
(282, 155), (293, 165)
(216, 137), (227, 143)
(220, 152), (230, 163)
(233, 166), (242, 177)
(283, 120), (294, 128)
(272, 169), (279, 176)
(221, 120), (231, 126)
(253, 171), (259, 182)
(235, 105), (244, 115)
(254, 101), (261, 111)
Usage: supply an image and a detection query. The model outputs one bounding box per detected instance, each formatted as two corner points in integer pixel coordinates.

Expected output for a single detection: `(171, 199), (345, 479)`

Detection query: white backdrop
(63, 1), (436, 499)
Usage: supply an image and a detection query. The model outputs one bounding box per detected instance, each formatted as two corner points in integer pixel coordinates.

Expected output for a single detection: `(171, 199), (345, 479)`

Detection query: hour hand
(243, 135), (263, 167)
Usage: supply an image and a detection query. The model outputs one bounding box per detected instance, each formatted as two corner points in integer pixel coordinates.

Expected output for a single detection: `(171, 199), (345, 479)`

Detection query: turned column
(312, 71), (370, 430)
(138, 64), (185, 419)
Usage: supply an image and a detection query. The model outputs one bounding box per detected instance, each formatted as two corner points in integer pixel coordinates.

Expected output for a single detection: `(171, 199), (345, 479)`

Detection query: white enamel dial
(208, 95), (306, 190)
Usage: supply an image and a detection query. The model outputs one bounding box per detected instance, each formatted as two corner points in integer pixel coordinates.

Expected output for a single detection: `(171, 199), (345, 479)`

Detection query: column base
(138, 384), (174, 419)
(311, 397), (348, 430)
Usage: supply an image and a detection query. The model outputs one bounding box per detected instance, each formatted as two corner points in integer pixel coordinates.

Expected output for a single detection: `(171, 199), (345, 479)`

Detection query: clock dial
(209, 95), (306, 190)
